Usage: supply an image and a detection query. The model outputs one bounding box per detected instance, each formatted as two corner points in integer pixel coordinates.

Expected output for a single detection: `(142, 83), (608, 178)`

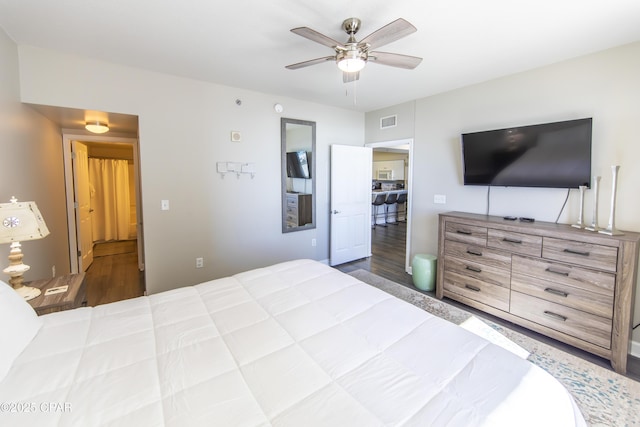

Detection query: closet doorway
(62, 134), (144, 279)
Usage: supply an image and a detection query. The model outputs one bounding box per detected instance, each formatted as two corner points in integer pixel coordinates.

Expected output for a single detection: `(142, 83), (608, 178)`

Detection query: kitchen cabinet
(373, 160), (404, 180)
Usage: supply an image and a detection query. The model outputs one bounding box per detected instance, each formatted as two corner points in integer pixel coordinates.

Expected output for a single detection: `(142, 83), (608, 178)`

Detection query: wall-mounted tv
(286, 151), (311, 179)
(461, 118), (592, 188)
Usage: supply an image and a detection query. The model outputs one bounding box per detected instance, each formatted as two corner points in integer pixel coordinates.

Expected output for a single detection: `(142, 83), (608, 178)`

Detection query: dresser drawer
(445, 222), (487, 246)
(286, 196), (298, 207)
(443, 270), (510, 312)
(488, 229), (542, 257)
(444, 255), (511, 288)
(444, 240), (511, 270)
(542, 237), (618, 272)
(511, 276), (613, 320)
(511, 291), (612, 349)
(512, 255), (614, 296)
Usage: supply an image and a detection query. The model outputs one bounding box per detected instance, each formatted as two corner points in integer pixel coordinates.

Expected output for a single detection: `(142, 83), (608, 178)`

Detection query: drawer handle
(465, 265), (482, 273)
(545, 267), (570, 277)
(465, 284), (481, 292)
(502, 237), (522, 244)
(544, 287), (569, 298)
(456, 230), (472, 235)
(563, 248), (590, 257)
(543, 311), (568, 322)
(466, 249), (483, 256)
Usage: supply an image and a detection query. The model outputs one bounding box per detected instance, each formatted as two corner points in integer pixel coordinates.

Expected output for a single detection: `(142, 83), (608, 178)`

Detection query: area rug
(348, 269), (640, 427)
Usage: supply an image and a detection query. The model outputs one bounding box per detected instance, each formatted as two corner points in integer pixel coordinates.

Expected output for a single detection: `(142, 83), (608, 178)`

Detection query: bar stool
(396, 192), (407, 222)
(384, 192), (398, 225)
(371, 193), (387, 228)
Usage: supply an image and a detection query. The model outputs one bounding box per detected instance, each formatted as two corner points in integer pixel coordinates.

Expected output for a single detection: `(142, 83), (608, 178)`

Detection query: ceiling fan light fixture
(85, 121), (109, 134)
(337, 49), (366, 73)
(338, 57), (366, 73)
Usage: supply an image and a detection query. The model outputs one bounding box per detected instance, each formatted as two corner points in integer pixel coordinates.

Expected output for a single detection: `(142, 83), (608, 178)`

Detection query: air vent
(380, 115), (397, 129)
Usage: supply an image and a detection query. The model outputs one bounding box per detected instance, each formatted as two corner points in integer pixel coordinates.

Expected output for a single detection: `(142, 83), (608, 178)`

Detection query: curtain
(89, 158), (131, 242)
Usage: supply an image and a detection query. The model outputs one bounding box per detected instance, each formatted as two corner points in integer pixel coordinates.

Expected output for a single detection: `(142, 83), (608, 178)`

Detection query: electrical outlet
(52, 265), (56, 277)
(196, 257), (204, 268)
(434, 194), (447, 204)
(311, 238), (317, 247)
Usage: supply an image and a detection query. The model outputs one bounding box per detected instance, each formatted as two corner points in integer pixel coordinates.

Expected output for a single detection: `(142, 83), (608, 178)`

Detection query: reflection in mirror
(281, 118), (316, 233)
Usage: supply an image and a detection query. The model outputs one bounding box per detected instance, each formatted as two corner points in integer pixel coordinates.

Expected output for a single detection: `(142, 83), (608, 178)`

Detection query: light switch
(161, 200), (170, 210)
(434, 194), (446, 204)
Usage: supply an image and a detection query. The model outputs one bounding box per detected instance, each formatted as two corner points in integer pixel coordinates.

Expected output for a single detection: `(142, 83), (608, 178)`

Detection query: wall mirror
(281, 118), (316, 233)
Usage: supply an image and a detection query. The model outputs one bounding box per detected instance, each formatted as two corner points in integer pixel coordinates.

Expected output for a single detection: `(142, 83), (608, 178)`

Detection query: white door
(330, 145), (373, 266)
(72, 141), (94, 271)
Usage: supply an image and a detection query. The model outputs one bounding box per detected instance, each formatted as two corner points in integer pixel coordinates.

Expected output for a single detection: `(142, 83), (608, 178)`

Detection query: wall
(365, 101), (415, 143)
(0, 29), (70, 281)
(16, 45), (364, 294)
(367, 42), (640, 353)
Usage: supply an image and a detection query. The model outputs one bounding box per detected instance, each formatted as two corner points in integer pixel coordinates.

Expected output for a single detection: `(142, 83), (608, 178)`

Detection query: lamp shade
(0, 199), (50, 243)
(337, 47), (367, 73)
(0, 198), (50, 300)
(85, 121), (109, 134)
(338, 57), (366, 72)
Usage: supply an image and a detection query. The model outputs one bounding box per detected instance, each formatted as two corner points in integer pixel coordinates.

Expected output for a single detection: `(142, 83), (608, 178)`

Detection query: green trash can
(412, 254), (437, 291)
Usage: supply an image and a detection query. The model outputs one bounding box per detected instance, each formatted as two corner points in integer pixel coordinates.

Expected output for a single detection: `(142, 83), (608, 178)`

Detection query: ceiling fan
(286, 17), (422, 83)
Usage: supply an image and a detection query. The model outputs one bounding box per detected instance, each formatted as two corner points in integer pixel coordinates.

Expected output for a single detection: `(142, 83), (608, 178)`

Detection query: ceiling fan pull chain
(353, 80), (358, 106)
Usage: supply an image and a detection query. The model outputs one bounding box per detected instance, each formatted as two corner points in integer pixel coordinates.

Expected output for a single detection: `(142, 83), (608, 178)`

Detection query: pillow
(0, 280), (43, 382)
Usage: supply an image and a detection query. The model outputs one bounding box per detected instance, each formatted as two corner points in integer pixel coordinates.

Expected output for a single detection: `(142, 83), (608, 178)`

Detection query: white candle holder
(599, 165), (623, 236)
(571, 185), (587, 229)
(585, 176), (602, 232)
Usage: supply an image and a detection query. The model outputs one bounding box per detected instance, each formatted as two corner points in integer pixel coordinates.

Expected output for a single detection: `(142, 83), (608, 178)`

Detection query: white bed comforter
(0, 259), (585, 426)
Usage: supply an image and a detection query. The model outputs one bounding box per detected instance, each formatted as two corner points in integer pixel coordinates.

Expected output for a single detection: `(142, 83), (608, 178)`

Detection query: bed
(1, 259), (585, 426)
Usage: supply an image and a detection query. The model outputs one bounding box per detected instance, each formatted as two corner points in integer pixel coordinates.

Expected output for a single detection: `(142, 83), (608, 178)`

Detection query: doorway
(366, 139), (414, 274)
(62, 133), (145, 298)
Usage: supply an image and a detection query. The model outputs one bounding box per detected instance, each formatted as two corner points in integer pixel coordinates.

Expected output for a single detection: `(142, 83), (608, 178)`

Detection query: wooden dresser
(436, 211), (640, 373)
(285, 193), (312, 228)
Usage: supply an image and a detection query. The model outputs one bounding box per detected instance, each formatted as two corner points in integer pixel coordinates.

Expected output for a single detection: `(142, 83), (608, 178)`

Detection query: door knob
(331, 210), (341, 214)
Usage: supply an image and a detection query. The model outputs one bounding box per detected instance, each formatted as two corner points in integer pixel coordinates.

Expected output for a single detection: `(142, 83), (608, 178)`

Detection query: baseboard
(631, 339), (640, 358)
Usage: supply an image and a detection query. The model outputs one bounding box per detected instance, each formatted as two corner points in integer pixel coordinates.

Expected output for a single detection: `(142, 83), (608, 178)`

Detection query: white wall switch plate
(434, 194), (447, 204)
(161, 200), (170, 210)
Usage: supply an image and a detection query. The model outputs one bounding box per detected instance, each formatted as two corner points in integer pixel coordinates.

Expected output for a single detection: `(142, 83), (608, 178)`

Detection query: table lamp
(0, 197), (50, 300)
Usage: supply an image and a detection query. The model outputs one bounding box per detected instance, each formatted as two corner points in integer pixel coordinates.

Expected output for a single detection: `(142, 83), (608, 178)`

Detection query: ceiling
(2, 0), (640, 129)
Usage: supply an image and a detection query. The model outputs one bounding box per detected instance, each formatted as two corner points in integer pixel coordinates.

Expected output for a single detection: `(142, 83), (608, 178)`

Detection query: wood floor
(336, 220), (414, 288)
(85, 240), (145, 306)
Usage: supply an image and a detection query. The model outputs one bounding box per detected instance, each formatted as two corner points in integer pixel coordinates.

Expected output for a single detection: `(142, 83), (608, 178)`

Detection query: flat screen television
(286, 151), (311, 179)
(461, 118), (592, 188)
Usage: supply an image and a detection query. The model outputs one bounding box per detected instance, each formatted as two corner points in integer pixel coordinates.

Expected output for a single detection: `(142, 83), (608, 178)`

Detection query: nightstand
(26, 273), (87, 315)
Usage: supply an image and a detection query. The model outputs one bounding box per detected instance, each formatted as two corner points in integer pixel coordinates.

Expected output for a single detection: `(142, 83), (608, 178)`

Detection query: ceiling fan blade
(286, 56), (336, 70)
(291, 27), (346, 50)
(358, 18), (417, 50)
(343, 71), (360, 83)
(368, 51), (423, 69)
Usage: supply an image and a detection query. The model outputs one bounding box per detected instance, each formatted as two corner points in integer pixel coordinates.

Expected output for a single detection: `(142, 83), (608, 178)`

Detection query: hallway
(85, 240), (145, 306)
